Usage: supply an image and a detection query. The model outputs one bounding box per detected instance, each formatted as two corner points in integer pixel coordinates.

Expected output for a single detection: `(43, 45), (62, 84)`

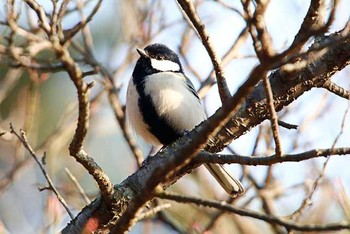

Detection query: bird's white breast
(126, 78), (161, 145)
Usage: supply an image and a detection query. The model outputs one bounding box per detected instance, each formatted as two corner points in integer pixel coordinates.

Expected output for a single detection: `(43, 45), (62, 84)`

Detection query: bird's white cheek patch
(151, 58), (180, 72)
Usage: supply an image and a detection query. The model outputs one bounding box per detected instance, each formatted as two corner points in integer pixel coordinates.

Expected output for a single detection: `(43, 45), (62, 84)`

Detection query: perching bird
(126, 43), (244, 196)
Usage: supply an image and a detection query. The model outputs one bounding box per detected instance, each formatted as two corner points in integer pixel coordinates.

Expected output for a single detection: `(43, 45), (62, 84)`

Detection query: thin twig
(157, 191), (350, 232)
(50, 0), (59, 36)
(262, 74), (283, 157)
(277, 120), (298, 130)
(198, 26), (250, 99)
(202, 196), (236, 232)
(321, 81), (350, 100)
(177, 0), (231, 104)
(9, 124), (74, 219)
(64, 167), (91, 205)
(195, 147), (350, 166)
(242, 0), (275, 61)
(23, 0), (51, 34)
(290, 0), (338, 54)
(63, 0), (102, 44)
(214, 0), (244, 17)
(57, 0), (70, 39)
(76, 0), (94, 55)
(136, 203), (171, 221)
(252, 0), (275, 58)
(289, 99), (349, 220)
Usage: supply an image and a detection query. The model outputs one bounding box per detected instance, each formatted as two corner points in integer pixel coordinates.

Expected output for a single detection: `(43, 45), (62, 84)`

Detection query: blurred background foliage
(0, 0), (350, 233)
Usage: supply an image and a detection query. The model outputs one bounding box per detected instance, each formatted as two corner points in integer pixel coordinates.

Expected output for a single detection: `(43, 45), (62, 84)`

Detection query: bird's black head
(132, 43), (183, 79)
(142, 43), (181, 65)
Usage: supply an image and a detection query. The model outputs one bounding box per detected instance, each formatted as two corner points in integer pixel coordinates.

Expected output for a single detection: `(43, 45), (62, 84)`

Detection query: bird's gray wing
(184, 75), (201, 101)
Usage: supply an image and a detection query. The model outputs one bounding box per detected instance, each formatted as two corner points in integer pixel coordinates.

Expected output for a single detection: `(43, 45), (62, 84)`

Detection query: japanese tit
(126, 43), (244, 196)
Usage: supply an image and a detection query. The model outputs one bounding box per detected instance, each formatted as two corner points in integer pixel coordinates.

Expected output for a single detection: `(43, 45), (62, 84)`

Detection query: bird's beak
(136, 48), (148, 58)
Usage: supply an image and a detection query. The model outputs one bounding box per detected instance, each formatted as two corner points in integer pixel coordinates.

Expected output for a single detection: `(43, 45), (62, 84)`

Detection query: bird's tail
(205, 163), (245, 196)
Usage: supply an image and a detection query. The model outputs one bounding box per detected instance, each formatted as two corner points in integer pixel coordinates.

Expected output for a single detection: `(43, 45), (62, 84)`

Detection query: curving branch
(52, 36), (114, 204)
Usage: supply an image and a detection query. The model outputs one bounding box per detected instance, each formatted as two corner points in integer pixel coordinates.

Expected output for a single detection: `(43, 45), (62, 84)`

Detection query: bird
(126, 43), (244, 196)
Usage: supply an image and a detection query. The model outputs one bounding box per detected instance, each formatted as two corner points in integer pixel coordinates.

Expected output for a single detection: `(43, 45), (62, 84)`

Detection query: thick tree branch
(207, 31), (350, 152)
(62, 29), (350, 233)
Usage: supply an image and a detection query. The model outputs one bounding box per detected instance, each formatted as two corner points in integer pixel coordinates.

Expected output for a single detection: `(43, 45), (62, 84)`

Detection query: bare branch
(69, 41), (145, 167)
(63, 0), (102, 44)
(198, 26), (250, 99)
(53, 39), (114, 203)
(195, 147), (350, 166)
(158, 192), (350, 232)
(207, 32), (350, 152)
(202, 196), (236, 232)
(262, 73), (283, 156)
(177, 0), (231, 104)
(49, 0), (59, 36)
(64, 168), (91, 205)
(289, 99), (349, 220)
(321, 81), (350, 99)
(136, 203), (171, 221)
(57, 0), (70, 39)
(23, 0), (51, 34)
(277, 120), (298, 130)
(242, 0), (275, 61)
(290, 0), (338, 53)
(9, 124), (74, 219)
